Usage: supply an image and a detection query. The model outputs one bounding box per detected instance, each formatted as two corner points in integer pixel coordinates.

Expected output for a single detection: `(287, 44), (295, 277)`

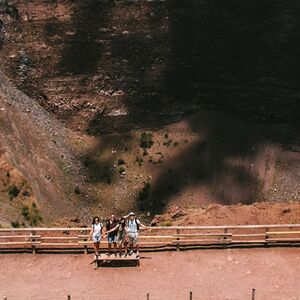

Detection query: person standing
(106, 213), (118, 256)
(106, 217), (128, 257)
(89, 216), (103, 259)
(124, 212), (147, 258)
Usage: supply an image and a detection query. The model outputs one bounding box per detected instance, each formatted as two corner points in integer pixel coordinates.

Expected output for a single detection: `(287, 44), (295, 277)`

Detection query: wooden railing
(1, 224), (300, 253)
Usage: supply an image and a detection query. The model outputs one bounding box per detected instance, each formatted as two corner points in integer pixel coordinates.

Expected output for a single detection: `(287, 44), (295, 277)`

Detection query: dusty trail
(0, 249), (299, 300)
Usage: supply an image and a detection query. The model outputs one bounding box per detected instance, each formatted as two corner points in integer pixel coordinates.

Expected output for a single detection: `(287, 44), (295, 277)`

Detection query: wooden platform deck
(93, 253), (140, 268)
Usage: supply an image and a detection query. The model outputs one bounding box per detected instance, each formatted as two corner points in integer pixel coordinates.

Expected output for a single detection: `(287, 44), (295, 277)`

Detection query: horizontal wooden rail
(0, 224), (300, 253)
(1, 224), (300, 232)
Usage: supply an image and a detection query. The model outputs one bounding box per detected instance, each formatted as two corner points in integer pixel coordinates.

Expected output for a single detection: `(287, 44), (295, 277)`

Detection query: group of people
(89, 212), (147, 259)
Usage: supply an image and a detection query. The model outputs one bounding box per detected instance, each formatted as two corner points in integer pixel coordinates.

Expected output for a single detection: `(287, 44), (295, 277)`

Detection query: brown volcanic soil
(0, 1), (299, 226)
(152, 201), (300, 227)
(0, 71), (83, 225)
(1, 249), (300, 299)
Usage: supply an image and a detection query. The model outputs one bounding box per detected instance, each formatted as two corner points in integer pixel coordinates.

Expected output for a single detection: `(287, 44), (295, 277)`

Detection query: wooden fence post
(67, 295), (71, 300)
(83, 230), (88, 255)
(223, 228), (228, 247)
(190, 291), (193, 300)
(251, 288), (255, 300)
(176, 228), (180, 251)
(146, 292), (150, 300)
(31, 230), (36, 254)
(4, 297), (7, 300)
(265, 228), (268, 246)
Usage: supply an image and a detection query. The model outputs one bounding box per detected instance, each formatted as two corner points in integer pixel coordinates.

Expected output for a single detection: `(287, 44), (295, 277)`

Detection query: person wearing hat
(123, 212), (147, 258)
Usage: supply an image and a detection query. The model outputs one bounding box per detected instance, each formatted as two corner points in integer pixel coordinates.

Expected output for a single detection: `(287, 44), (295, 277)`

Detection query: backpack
(128, 218), (139, 231)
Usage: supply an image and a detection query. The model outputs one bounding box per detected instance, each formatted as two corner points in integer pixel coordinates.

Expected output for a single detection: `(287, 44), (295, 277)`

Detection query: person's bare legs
(93, 242), (99, 256)
(129, 242), (133, 254)
(118, 243), (123, 256)
(113, 242), (117, 255)
(108, 243), (112, 255)
(97, 242), (100, 256)
(135, 243), (140, 257)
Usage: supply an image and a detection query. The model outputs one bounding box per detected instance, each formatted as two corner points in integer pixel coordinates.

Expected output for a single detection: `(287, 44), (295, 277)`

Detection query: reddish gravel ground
(0, 249), (300, 300)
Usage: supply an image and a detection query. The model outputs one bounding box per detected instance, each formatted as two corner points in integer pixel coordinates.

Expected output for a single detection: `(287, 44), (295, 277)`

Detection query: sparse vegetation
(117, 158), (125, 165)
(11, 221), (20, 228)
(139, 132), (154, 155)
(21, 203), (43, 226)
(118, 166), (126, 175)
(159, 220), (172, 227)
(21, 205), (30, 219)
(74, 186), (81, 195)
(135, 157), (143, 167)
(163, 140), (172, 147)
(8, 185), (20, 200)
(22, 190), (30, 197)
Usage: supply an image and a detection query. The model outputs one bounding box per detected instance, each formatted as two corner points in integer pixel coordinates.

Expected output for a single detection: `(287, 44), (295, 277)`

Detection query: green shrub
(30, 203), (43, 226)
(135, 157), (143, 167)
(21, 203), (43, 226)
(21, 205), (30, 220)
(139, 132), (154, 155)
(74, 186), (81, 195)
(119, 166), (126, 175)
(117, 159), (125, 165)
(11, 221), (20, 228)
(8, 185), (20, 200)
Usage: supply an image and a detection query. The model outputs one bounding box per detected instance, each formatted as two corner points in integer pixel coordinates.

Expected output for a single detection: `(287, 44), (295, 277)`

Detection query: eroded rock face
(0, 1), (299, 224)
(0, 19), (3, 49)
(0, 70), (81, 222)
(0, 1), (18, 19)
(1, 1), (299, 137)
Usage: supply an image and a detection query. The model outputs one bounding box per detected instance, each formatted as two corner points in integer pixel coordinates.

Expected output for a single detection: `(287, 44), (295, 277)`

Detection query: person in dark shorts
(106, 217), (128, 257)
(106, 213), (118, 256)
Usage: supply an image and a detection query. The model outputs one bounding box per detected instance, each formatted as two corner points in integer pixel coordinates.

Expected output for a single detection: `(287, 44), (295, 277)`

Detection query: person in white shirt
(123, 212), (147, 258)
(89, 216), (104, 259)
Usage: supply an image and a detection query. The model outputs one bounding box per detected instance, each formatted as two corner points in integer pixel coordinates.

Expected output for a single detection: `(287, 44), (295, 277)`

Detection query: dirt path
(0, 248), (299, 300)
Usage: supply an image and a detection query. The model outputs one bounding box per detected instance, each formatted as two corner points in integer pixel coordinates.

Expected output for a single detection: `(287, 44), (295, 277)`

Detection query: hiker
(106, 217), (128, 257)
(124, 212), (147, 258)
(106, 213), (118, 256)
(89, 216), (104, 259)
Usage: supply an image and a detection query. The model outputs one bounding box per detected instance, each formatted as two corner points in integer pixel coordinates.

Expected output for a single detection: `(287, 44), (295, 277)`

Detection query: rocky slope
(0, 0), (299, 226)
(0, 70), (84, 226)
